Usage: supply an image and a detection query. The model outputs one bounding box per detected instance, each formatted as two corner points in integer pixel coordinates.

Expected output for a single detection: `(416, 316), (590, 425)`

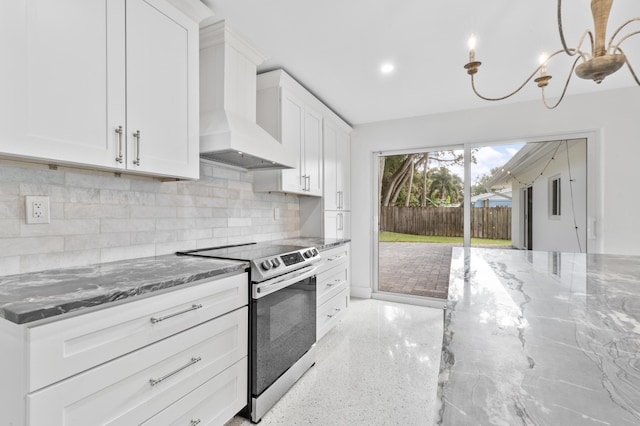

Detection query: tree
(471, 167), (501, 196)
(381, 154), (418, 206)
(428, 167), (463, 204)
(380, 150), (473, 207)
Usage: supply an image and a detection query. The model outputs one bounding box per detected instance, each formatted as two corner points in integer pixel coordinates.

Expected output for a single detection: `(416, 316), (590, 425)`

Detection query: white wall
(350, 88), (640, 296)
(510, 139), (587, 253)
(0, 159), (300, 276)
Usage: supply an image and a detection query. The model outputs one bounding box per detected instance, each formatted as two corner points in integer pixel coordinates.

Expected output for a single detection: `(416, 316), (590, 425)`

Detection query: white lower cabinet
(1, 272), (249, 426)
(28, 273), (247, 392)
(142, 359), (247, 426)
(316, 244), (350, 341)
(28, 307), (247, 425)
(317, 288), (349, 341)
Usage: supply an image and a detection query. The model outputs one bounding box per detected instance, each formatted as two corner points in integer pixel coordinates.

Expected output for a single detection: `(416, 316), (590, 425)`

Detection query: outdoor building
(470, 188), (512, 208)
(486, 139), (587, 253)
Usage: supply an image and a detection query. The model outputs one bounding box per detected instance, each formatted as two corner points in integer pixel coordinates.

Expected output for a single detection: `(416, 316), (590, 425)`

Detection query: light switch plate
(25, 196), (50, 224)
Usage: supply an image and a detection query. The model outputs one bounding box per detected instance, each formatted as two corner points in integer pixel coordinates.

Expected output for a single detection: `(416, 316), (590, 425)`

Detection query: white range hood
(199, 21), (294, 170)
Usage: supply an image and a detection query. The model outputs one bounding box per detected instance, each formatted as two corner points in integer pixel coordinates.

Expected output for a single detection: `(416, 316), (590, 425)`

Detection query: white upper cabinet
(254, 71), (323, 196)
(323, 118), (351, 211)
(303, 104), (323, 196)
(0, 0), (209, 179)
(280, 91), (305, 192)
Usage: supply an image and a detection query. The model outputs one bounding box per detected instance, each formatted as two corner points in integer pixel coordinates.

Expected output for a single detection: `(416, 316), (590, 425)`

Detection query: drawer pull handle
(149, 357), (201, 386)
(327, 308), (342, 318)
(190, 420), (201, 426)
(115, 125), (124, 163)
(328, 254), (345, 262)
(327, 308), (341, 318)
(133, 130), (141, 166)
(326, 279), (341, 287)
(150, 304), (203, 324)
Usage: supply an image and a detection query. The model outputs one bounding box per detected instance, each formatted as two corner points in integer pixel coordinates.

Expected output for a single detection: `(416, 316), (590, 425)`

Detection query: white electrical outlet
(26, 196), (50, 224)
(274, 207), (280, 220)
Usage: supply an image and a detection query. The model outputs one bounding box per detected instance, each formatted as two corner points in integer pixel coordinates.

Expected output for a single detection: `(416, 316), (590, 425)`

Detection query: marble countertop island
(438, 247), (640, 425)
(0, 255), (247, 325)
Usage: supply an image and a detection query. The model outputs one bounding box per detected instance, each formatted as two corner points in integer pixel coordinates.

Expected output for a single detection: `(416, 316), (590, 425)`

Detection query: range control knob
(261, 260), (272, 271)
(303, 249), (313, 259)
(272, 258), (281, 267)
(311, 248), (318, 257)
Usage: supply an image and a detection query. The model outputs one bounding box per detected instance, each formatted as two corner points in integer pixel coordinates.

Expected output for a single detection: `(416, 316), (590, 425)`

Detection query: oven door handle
(253, 264), (320, 299)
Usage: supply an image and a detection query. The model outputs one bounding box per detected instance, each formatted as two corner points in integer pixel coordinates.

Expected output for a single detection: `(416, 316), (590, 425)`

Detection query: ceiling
(201, 0), (639, 125)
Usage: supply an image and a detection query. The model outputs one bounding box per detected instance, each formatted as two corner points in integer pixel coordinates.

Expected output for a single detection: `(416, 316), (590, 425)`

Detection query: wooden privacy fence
(380, 206), (511, 240)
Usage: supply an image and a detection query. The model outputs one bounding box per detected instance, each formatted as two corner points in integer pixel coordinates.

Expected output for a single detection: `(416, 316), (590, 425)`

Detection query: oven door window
(252, 276), (316, 395)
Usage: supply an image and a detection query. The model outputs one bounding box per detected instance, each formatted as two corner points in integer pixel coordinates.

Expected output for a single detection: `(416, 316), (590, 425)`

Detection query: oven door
(251, 269), (317, 397)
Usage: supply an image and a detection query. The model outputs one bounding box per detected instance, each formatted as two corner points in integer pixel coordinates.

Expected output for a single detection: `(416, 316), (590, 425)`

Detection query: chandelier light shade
(465, 0), (640, 109)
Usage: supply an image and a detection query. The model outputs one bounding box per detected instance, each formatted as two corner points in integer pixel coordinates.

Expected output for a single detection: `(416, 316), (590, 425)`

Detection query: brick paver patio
(378, 242), (455, 299)
(378, 242), (512, 299)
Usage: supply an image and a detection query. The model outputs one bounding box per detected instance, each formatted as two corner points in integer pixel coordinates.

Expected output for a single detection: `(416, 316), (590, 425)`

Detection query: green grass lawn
(379, 231), (511, 245)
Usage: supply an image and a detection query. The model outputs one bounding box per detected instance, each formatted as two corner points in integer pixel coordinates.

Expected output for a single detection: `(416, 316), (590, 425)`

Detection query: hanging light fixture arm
(557, 0), (594, 56)
(618, 47), (640, 85)
(467, 49), (569, 104)
(612, 29), (640, 52)
(608, 17), (640, 49)
(469, 67), (542, 102)
(541, 56), (581, 109)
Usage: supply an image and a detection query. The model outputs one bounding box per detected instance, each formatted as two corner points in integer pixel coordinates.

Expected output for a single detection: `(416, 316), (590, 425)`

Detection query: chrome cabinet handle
(149, 357), (201, 386)
(338, 213), (344, 231)
(133, 130), (141, 166)
(326, 308), (341, 318)
(150, 304), (203, 324)
(327, 254), (345, 262)
(326, 279), (341, 288)
(190, 420), (201, 426)
(337, 190), (343, 209)
(115, 126), (124, 163)
(306, 175), (311, 191)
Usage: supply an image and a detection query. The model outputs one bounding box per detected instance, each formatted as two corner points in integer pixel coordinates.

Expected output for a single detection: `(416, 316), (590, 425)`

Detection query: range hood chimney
(199, 21), (294, 170)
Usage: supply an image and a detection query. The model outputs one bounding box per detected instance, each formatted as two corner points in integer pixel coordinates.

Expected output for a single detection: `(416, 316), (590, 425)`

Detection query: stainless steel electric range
(177, 242), (321, 423)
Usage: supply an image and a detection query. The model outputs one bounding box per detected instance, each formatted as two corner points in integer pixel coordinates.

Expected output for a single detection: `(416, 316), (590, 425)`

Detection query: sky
(446, 143), (524, 185)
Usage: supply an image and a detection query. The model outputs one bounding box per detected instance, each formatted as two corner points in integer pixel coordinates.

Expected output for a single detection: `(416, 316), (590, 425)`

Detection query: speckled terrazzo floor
(226, 298), (444, 425)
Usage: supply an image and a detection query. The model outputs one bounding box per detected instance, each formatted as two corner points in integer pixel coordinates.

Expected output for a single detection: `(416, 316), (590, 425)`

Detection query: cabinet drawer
(142, 358), (247, 426)
(27, 272), (248, 392)
(317, 267), (348, 306)
(317, 244), (349, 275)
(27, 307), (248, 426)
(317, 288), (349, 341)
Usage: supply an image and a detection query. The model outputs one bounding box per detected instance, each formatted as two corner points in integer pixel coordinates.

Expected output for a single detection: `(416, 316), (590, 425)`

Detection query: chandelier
(464, 0), (640, 109)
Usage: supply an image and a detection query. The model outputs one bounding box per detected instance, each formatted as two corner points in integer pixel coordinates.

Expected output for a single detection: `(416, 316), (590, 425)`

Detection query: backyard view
(378, 146), (520, 299)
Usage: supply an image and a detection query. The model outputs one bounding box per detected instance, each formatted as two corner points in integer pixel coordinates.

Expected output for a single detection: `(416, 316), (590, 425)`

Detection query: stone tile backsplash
(0, 159), (300, 276)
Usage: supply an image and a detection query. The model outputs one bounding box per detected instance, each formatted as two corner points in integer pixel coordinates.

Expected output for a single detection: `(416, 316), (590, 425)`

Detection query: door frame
(369, 130), (601, 305)
(523, 185), (534, 250)
(371, 145), (463, 307)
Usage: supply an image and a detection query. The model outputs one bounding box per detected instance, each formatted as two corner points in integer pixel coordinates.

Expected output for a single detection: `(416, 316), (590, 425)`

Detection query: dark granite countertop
(437, 247), (640, 425)
(0, 255), (248, 325)
(277, 237), (350, 251)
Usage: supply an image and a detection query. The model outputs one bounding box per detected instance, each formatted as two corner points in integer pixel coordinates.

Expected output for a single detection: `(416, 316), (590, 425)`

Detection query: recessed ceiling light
(380, 63), (395, 74)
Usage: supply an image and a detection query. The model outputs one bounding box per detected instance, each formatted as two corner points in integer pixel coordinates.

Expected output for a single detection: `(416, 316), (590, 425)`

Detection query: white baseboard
(371, 292), (446, 309)
(350, 286), (372, 299)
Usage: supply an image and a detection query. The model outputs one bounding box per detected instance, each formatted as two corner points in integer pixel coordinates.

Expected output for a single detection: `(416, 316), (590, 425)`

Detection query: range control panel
(253, 247), (320, 282)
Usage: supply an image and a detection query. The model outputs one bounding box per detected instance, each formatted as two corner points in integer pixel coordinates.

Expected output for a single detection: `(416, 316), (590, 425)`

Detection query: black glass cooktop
(177, 243), (308, 262)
